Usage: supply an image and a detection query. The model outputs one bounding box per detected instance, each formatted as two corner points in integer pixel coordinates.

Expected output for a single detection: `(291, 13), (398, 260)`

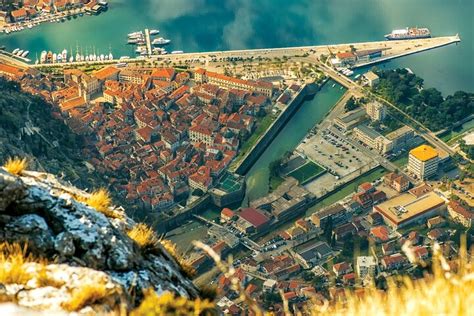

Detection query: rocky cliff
(0, 166), (199, 314)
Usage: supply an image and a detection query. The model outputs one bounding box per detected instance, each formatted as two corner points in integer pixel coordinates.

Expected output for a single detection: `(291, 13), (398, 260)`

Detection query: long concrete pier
(26, 35), (460, 69)
(144, 28), (152, 56)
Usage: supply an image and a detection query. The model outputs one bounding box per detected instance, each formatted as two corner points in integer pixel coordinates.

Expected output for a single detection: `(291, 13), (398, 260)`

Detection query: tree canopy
(374, 69), (474, 132)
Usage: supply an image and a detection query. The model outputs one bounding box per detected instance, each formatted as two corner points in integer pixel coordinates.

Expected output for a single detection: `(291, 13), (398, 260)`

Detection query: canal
(168, 81), (346, 250)
(245, 82), (346, 202)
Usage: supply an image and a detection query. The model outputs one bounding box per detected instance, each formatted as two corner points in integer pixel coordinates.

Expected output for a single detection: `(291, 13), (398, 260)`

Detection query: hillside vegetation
(0, 78), (101, 188)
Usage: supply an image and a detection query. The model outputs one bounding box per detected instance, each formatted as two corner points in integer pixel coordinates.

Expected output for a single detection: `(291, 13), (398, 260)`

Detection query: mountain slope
(0, 77), (101, 189)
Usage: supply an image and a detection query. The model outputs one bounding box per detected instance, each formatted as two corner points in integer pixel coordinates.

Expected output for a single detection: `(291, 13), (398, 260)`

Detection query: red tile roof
(221, 208), (235, 218)
(371, 225), (390, 242)
(239, 208), (270, 229)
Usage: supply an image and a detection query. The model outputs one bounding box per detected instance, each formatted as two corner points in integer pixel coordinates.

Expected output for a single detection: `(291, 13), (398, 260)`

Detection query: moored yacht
(40, 51), (47, 63)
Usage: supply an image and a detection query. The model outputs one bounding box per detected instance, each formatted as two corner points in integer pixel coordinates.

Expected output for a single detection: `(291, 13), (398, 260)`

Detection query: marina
(128, 28), (172, 57)
(1, 2), (108, 35)
(0, 0), (470, 94)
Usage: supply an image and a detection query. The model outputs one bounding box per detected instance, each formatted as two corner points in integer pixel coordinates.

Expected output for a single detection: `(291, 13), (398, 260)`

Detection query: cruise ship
(385, 27), (431, 40)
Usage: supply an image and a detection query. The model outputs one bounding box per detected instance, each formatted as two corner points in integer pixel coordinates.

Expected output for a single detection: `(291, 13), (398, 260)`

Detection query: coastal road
(304, 58), (456, 158)
(29, 35), (460, 70)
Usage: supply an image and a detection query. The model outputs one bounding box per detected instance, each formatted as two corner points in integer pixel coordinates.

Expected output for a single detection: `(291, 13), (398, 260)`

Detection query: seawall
(234, 82), (321, 175)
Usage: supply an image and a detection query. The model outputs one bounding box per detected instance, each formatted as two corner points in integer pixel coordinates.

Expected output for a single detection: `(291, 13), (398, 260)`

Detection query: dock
(144, 28), (152, 56)
(27, 35), (460, 69)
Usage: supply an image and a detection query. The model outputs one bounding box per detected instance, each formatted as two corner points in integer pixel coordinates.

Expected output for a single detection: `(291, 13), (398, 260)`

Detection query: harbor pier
(144, 28), (152, 56)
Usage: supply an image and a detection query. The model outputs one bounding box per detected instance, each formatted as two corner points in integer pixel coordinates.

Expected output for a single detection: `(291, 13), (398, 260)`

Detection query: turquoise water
(245, 82), (346, 201)
(2, 0), (472, 200)
(1, 0), (472, 94)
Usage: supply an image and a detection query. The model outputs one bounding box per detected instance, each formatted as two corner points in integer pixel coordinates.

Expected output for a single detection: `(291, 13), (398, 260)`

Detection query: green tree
(344, 97), (358, 112)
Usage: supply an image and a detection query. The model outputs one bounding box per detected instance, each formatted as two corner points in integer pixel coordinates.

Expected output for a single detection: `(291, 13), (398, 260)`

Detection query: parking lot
(295, 125), (379, 197)
(298, 127), (375, 179)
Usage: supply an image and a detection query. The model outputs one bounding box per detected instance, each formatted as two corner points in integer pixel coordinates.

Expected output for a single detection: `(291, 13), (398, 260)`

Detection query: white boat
(57, 54), (63, 62)
(171, 50), (184, 54)
(127, 38), (144, 44)
(17, 50), (24, 56)
(108, 52), (113, 60)
(12, 48), (20, 55)
(119, 56), (130, 60)
(21, 50), (29, 58)
(75, 52), (81, 62)
(85, 55), (89, 61)
(354, 74), (361, 79)
(69, 56), (74, 62)
(100, 54), (105, 61)
(128, 31), (143, 38)
(104, 54), (109, 60)
(40, 51), (47, 63)
(152, 37), (171, 45)
(149, 29), (159, 35)
(52, 53), (57, 63)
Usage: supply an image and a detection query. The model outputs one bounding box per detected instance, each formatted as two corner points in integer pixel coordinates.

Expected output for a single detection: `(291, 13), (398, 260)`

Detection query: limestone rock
(54, 232), (75, 257)
(0, 169), (25, 212)
(0, 168), (199, 314)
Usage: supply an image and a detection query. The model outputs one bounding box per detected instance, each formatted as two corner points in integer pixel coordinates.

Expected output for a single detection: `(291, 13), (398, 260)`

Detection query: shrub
(3, 157), (28, 176)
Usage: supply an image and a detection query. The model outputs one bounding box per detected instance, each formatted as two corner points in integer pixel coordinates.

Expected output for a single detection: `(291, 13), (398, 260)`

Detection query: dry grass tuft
(131, 289), (215, 316)
(194, 240), (474, 316)
(127, 225), (195, 276)
(0, 242), (44, 285)
(307, 243), (474, 316)
(62, 283), (110, 312)
(3, 157), (28, 176)
(127, 223), (160, 251)
(199, 284), (218, 301)
(160, 239), (196, 279)
(36, 265), (65, 288)
(77, 188), (123, 219)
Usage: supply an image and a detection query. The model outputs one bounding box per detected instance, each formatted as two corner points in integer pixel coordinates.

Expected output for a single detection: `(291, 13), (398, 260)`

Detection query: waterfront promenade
(27, 35), (460, 69)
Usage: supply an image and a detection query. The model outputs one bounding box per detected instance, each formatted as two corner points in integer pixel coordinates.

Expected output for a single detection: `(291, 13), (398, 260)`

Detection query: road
(311, 58), (456, 159)
(192, 215), (262, 253)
